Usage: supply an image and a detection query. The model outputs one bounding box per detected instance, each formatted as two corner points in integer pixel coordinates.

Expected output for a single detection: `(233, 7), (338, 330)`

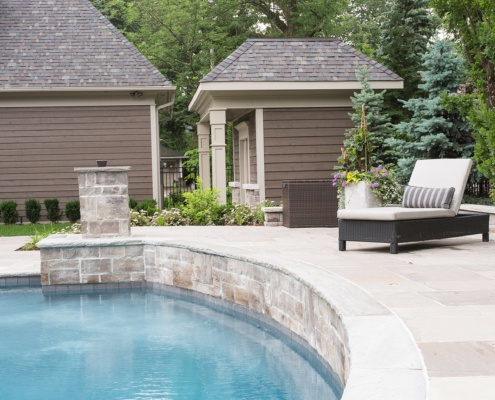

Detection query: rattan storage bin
(282, 180), (338, 228)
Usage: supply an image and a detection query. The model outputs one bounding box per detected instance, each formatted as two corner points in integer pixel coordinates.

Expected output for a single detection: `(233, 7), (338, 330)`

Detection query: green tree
(377, 0), (436, 122)
(388, 40), (474, 182)
(341, 66), (396, 169)
(431, 0), (495, 200)
(340, 0), (393, 57)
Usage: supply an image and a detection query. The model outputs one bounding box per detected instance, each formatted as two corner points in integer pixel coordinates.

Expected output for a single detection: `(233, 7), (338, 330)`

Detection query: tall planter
(344, 181), (381, 209)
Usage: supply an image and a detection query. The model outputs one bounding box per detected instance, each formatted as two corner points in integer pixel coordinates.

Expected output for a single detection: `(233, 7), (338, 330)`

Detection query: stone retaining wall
(40, 237), (348, 389)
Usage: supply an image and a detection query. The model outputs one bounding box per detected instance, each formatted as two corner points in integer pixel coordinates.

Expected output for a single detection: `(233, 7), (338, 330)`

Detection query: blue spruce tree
(388, 40), (475, 182)
(341, 66), (396, 169)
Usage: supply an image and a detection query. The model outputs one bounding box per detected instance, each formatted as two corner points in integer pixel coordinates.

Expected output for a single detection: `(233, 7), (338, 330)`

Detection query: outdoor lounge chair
(337, 159), (490, 254)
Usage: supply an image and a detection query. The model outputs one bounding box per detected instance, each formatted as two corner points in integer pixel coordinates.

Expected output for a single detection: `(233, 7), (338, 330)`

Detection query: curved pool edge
(38, 234), (429, 400)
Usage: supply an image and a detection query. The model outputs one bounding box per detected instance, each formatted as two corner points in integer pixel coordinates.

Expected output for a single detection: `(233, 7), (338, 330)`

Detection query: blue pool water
(0, 288), (340, 400)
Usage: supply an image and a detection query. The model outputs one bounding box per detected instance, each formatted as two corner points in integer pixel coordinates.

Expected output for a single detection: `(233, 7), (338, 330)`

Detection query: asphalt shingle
(201, 38), (402, 83)
(0, 0), (171, 88)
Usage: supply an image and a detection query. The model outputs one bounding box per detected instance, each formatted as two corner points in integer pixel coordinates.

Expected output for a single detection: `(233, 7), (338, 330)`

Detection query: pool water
(0, 288), (340, 400)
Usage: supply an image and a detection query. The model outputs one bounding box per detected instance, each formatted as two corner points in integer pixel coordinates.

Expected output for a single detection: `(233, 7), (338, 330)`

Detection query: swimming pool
(0, 287), (340, 400)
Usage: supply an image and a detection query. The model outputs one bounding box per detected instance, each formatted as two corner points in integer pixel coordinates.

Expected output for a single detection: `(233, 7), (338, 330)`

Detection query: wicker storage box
(282, 180), (338, 228)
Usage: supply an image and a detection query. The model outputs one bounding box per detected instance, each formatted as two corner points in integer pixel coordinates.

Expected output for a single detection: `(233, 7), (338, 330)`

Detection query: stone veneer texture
(40, 240), (348, 387)
(75, 167), (131, 238)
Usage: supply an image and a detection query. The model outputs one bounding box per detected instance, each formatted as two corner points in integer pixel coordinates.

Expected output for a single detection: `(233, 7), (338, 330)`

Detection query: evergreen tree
(341, 66), (396, 169)
(377, 0), (436, 122)
(388, 40), (474, 182)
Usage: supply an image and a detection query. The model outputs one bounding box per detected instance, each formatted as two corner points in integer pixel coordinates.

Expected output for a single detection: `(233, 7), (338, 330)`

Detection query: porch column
(197, 123), (211, 189)
(210, 109), (227, 204)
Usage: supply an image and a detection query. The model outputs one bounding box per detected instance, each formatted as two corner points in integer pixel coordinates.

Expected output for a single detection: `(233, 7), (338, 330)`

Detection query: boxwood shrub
(65, 200), (81, 223)
(0, 201), (20, 224)
(44, 198), (63, 223)
(25, 199), (42, 224)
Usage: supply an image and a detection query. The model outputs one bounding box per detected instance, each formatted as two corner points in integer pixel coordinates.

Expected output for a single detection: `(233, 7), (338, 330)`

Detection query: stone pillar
(75, 167), (131, 238)
(197, 123), (211, 189)
(210, 109), (227, 204)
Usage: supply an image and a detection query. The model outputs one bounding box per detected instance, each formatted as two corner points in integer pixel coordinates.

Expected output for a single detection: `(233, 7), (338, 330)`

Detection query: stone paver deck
(2, 226), (495, 399)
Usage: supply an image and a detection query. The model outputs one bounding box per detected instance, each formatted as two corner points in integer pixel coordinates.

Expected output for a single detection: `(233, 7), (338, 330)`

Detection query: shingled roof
(0, 0), (171, 89)
(201, 38), (402, 83)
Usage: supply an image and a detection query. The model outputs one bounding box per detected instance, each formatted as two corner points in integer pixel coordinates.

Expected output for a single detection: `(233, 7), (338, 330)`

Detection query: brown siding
(264, 107), (353, 202)
(0, 105), (153, 220)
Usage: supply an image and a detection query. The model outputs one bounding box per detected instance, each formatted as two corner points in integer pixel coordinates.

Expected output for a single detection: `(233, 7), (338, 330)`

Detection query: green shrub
(65, 200), (81, 223)
(0, 201), (19, 224)
(151, 208), (189, 226)
(181, 182), (223, 225)
(224, 203), (265, 226)
(130, 210), (152, 226)
(137, 199), (158, 216)
(129, 197), (138, 210)
(25, 199), (42, 224)
(44, 199), (63, 223)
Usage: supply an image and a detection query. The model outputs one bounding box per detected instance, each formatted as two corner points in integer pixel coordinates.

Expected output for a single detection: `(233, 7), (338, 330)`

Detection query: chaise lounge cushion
(337, 207), (456, 221)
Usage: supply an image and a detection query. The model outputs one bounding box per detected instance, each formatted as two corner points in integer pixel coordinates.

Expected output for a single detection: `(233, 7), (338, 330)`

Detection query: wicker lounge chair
(338, 159), (490, 254)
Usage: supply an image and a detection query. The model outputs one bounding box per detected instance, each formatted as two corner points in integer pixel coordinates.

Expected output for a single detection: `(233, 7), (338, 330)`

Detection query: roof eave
(189, 80), (403, 113)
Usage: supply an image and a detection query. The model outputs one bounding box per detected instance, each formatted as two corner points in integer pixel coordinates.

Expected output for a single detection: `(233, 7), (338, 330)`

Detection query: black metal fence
(160, 166), (235, 207)
(465, 177), (491, 197)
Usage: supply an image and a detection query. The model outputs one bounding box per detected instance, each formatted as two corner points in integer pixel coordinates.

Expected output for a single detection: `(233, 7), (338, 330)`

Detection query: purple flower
(375, 174), (380, 178)
(370, 168), (375, 173)
(342, 181), (347, 187)
(371, 182), (379, 188)
(361, 169), (364, 172)
(377, 165), (382, 170)
(332, 182), (336, 187)
(341, 173), (346, 179)
(334, 173), (339, 179)
(382, 172), (388, 177)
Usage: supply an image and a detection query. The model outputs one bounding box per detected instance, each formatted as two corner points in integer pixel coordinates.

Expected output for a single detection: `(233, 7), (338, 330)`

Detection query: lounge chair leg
(483, 232), (489, 242)
(390, 243), (398, 254)
(339, 240), (346, 251)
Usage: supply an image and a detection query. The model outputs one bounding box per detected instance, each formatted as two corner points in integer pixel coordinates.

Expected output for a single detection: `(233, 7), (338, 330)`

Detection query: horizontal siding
(264, 107), (353, 202)
(0, 106), (153, 220)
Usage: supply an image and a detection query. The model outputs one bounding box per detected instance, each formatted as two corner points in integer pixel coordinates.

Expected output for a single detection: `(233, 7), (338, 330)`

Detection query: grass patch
(0, 222), (71, 237)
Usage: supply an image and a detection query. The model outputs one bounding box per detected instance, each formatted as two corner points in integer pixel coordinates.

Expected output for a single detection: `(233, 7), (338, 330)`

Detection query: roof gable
(0, 0), (172, 89)
(201, 38), (402, 83)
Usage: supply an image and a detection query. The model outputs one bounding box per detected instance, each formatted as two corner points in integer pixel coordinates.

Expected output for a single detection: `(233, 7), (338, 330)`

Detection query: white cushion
(408, 159), (472, 214)
(337, 207), (456, 221)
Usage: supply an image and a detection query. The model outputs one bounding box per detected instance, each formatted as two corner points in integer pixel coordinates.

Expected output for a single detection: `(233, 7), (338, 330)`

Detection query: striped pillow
(402, 186), (455, 209)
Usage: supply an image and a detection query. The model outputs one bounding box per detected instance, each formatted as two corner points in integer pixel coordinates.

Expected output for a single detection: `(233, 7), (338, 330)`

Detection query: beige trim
(235, 122), (250, 204)
(255, 109), (265, 202)
(0, 89), (175, 108)
(0, 86), (175, 93)
(150, 105), (161, 207)
(193, 92), (355, 122)
(197, 123), (211, 189)
(189, 80), (403, 113)
(210, 110), (227, 204)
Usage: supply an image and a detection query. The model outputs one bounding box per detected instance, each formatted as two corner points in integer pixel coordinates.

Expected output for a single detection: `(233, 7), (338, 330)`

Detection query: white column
(197, 123), (211, 189)
(255, 109), (266, 202)
(210, 109), (227, 204)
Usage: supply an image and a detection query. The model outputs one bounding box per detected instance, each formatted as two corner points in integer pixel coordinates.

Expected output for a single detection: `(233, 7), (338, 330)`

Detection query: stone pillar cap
(74, 166), (132, 172)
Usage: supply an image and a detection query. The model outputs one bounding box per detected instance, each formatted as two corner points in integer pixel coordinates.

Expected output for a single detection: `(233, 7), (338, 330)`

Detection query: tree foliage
(377, 0), (436, 122)
(389, 40), (474, 182)
(431, 0), (495, 198)
(341, 66), (396, 170)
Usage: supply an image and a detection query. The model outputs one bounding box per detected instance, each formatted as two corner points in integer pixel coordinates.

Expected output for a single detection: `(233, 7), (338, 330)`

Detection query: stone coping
(262, 206), (283, 212)
(74, 166), (132, 172)
(38, 233), (427, 400)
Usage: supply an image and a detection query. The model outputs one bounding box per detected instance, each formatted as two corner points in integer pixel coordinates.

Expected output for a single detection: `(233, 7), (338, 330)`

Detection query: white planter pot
(344, 181), (381, 209)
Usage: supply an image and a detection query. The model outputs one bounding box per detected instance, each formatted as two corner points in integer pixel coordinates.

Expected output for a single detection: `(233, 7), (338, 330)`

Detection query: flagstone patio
(1, 226), (494, 400)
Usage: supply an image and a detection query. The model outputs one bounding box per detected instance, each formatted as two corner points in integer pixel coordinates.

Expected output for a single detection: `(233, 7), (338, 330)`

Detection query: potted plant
(333, 106), (402, 208)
